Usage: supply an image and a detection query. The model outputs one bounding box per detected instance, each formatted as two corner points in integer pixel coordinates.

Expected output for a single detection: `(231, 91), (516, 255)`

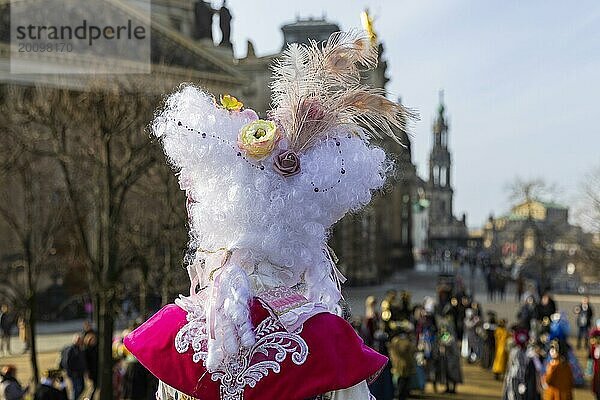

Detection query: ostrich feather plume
(270, 30), (417, 153)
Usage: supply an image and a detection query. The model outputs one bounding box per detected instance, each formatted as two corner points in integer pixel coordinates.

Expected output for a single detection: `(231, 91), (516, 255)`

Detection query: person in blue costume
(542, 312), (585, 387)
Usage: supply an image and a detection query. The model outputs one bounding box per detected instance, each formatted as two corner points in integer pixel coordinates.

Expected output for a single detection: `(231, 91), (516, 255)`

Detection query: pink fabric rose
(273, 150), (301, 177)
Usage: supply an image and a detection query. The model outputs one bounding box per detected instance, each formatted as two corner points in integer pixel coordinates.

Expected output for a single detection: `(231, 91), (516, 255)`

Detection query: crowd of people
(354, 286), (600, 400)
(0, 304), (31, 357)
(1, 290), (600, 400)
(486, 266), (509, 302)
(355, 288), (467, 400)
(0, 321), (157, 400)
(496, 291), (597, 400)
(59, 323), (98, 400)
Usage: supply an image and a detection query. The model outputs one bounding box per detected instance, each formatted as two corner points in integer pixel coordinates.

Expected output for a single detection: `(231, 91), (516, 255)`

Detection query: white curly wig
(151, 30), (412, 372)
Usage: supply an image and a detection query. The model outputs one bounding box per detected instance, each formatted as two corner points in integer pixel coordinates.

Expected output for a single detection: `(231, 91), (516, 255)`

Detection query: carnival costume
(502, 329), (541, 400)
(493, 321), (510, 377)
(124, 31), (414, 400)
(543, 312), (584, 387)
(588, 322), (600, 400)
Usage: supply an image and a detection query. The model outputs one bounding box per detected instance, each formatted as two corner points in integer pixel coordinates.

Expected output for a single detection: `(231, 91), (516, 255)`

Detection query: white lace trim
(174, 301), (309, 400)
(278, 301), (328, 332)
(174, 298), (208, 364)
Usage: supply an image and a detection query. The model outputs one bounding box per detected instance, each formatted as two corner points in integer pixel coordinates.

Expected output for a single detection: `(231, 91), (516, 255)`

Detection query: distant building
(482, 199), (592, 287)
(281, 17), (340, 49)
(413, 92), (469, 258)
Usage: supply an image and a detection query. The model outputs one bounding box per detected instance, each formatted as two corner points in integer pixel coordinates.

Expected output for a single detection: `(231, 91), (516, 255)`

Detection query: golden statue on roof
(360, 8), (377, 45)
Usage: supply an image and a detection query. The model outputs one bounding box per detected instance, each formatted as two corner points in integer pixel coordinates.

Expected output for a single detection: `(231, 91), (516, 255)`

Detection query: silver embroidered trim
(174, 299), (208, 364)
(174, 303), (309, 400)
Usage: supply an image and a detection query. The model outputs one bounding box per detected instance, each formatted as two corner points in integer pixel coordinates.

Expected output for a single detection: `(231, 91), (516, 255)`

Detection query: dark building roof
(281, 17), (340, 50)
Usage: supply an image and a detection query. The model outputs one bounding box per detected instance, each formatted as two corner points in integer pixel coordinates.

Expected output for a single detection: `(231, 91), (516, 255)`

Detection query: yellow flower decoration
(238, 119), (280, 160)
(220, 94), (243, 111)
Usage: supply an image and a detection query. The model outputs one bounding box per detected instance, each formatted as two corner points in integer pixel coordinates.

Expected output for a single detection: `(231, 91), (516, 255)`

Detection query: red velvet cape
(124, 299), (386, 400)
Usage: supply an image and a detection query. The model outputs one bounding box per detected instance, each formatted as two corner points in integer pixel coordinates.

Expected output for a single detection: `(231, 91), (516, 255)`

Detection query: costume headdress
(125, 30), (412, 400)
(513, 329), (529, 348)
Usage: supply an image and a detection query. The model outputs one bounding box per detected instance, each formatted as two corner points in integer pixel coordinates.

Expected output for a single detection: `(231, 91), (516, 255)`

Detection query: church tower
(428, 91), (454, 227)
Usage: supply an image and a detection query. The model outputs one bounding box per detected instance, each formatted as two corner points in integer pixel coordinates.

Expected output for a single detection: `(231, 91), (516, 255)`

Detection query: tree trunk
(161, 244), (170, 306)
(98, 135), (115, 400)
(22, 171), (40, 385)
(97, 291), (115, 400)
(26, 297), (40, 385)
(139, 275), (147, 320)
(94, 292), (101, 332)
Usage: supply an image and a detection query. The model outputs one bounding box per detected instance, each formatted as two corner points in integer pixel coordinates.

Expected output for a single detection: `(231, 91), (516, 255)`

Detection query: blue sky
(219, 0), (600, 228)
